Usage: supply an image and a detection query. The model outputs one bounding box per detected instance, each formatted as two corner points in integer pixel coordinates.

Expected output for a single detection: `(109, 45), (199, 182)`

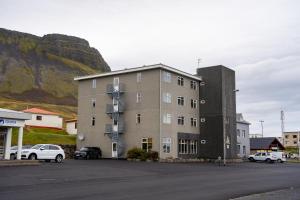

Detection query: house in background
(66, 119), (77, 135)
(250, 137), (285, 154)
(236, 113), (250, 158)
(282, 131), (300, 147)
(23, 108), (63, 129)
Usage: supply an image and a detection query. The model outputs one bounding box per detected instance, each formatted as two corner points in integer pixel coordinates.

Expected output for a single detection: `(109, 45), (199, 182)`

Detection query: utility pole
(259, 120), (264, 138)
(280, 110), (285, 145)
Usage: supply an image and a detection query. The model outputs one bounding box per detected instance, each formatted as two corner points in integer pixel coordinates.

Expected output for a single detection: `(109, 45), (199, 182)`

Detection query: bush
(127, 148), (159, 161)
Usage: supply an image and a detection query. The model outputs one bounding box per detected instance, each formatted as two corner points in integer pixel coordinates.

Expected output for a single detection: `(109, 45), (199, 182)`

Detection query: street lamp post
(223, 89), (239, 166)
(259, 120), (264, 138)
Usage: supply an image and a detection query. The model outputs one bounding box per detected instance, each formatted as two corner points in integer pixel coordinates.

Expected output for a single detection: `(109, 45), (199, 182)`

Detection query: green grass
(11, 127), (76, 146)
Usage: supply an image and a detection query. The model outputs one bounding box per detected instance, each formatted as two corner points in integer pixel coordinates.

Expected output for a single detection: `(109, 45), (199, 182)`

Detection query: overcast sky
(1, 0), (300, 136)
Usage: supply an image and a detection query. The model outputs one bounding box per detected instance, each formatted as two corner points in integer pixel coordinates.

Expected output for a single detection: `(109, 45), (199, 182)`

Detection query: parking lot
(0, 160), (300, 200)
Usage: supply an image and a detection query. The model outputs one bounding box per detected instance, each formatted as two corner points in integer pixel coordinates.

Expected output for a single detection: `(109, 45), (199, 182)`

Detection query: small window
(142, 138), (152, 152)
(92, 117), (95, 126)
(177, 116), (184, 125)
(191, 118), (197, 127)
(136, 114), (141, 124)
(191, 99), (197, 108)
(136, 92), (142, 103)
(293, 135), (297, 139)
(200, 100), (206, 104)
(162, 138), (171, 153)
(75, 122), (77, 129)
(137, 72), (142, 82)
(237, 144), (240, 152)
(200, 118), (206, 123)
(200, 81), (205, 86)
(92, 79), (96, 88)
(163, 92), (172, 103)
(92, 98), (96, 107)
(177, 76), (184, 86)
(285, 135), (288, 139)
(177, 96), (184, 106)
(237, 129), (240, 137)
(163, 71), (171, 83)
(242, 130), (246, 138)
(36, 115), (42, 121)
(190, 81), (197, 90)
(163, 114), (172, 124)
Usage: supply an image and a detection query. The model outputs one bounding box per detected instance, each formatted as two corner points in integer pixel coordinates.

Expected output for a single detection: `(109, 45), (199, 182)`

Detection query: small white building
(236, 113), (251, 158)
(66, 119), (77, 135)
(23, 108), (63, 129)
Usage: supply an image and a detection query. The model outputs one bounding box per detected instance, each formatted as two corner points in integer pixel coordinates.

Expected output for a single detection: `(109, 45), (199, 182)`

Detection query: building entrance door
(112, 142), (118, 158)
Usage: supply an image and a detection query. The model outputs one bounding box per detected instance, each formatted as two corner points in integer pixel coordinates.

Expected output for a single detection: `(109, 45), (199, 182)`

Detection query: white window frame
(190, 140), (198, 154)
(177, 116), (184, 125)
(136, 92), (142, 103)
(163, 113), (172, 124)
(190, 80), (197, 90)
(178, 139), (188, 154)
(136, 113), (141, 124)
(191, 99), (197, 109)
(177, 76), (184, 86)
(177, 96), (184, 106)
(142, 138), (152, 152)
(162, 137), (171, 153)
(163, 71), (171, 83)
(163, 92), (172, 103)
(137, 72), (142, 83)
(191, 118), (197, 127)
(92, 79), (96, 88)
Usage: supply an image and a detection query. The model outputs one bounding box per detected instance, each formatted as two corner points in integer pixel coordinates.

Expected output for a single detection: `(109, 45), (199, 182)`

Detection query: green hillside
(0, 28), (110, 106)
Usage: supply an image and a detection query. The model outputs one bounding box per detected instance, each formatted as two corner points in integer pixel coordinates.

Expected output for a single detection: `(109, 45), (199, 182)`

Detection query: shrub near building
(127, 147), (158, 161)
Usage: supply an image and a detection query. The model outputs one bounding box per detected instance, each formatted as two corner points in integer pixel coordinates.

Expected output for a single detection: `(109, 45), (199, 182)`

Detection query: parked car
(10, 145), (32, 160)
(248, 152), (286, 163)
(21, 144), (65, 163)
(74, 147), (102, 160)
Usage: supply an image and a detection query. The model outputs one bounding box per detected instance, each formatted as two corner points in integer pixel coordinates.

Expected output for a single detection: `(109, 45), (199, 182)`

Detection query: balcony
(106, 83), (125, 94)
(105, 123), (125, 134)
(106, 103), (125, 114)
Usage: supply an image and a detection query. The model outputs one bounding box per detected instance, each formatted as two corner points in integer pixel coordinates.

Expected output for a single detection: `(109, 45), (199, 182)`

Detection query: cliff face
(0, 28), (110, 106)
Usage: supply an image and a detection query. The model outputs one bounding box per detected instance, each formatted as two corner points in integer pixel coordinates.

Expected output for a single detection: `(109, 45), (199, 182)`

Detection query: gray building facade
(75, 64), (238, 160)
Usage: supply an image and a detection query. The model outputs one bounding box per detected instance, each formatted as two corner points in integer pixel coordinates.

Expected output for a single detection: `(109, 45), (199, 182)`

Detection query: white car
(248, 152), (286, 163)
(21, 144), (65, 163)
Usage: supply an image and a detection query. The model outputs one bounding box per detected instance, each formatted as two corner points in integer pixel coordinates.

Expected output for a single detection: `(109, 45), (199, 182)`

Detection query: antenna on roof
(197, 58), (202, 68)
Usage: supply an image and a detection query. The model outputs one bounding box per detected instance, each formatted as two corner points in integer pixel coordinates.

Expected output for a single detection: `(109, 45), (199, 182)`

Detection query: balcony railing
(105, 123), (125, 134)
(106, 83), (125, 94)
(106, 103), (125, 114)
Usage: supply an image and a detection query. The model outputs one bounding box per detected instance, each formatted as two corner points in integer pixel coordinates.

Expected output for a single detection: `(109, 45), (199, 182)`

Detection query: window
(237, 144), (240, 153)
(162, 138), (171, 153)
(36, 115), (42, 121)
(191, 118), (197, 127)
(113, 77), (119, 89)
(177, 116), (184, 125)
(177, 96), (184, 106)
(242, 146), (246, 154)
(136, 92), (142, 103)
(293, 135), (297, 139)
(92, 79), (96, 88)
(163, 92), (172, 103)
(285, 135), (288, 139)
(200, 81), (205, 86)
(200, 118), (206, 123)
(75, 122), (77, 129)
(163, 71), (171, 83)
(142, 138), (152, 152)
(190, 81), (197, 90)
(191, 99), (197, 108)
(92, 98), (96, 107)
(92, 117), (95, 126)
(200, 100), (206, 104)
(177, 76), (184, 86)
(163, 113), (172, 124)
(294, 141), (297, 144)
(178, 139), (188, 154)
(136, 114), (141, 124)
(137, 72), (142, 82)
(49, 145), (59, 150)
(190, 140), (198, 154)
(237, 129), (240, 137)
(242, 130), (246, 138)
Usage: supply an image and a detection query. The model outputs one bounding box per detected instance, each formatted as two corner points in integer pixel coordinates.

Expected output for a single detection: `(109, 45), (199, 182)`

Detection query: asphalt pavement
(0, 160), (300, 200)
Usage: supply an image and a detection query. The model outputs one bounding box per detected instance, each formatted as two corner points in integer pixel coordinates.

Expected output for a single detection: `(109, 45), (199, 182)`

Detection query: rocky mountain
(0, 28), (110, 106)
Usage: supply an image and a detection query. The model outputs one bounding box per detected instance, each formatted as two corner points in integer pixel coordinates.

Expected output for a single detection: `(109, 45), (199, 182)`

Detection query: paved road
(0, 160), (300, 200)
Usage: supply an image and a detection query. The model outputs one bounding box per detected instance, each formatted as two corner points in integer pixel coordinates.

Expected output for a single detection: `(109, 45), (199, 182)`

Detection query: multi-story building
(75, 64), (237, 159)
(236, 113), (250, 158)
(283, 131), (300, 147)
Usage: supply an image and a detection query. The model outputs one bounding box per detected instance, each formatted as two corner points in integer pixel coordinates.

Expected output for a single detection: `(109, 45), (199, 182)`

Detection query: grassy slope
(11, 127), (76, 146)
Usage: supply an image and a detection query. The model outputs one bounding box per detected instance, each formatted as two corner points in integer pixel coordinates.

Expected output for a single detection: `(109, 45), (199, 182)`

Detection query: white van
(248, 152), (286, 163)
